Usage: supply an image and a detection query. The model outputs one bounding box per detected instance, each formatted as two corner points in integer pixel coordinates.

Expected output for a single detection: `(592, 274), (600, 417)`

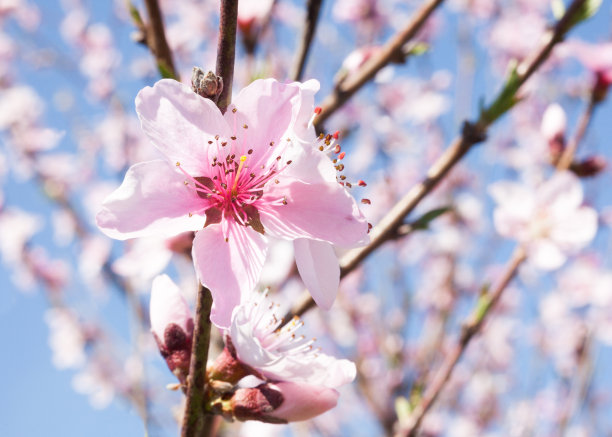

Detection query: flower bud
(150, 275), (194, 384)
(541, 103), (566, 148)
(229, 382), (339, 423)
(570, 155), (607, 178)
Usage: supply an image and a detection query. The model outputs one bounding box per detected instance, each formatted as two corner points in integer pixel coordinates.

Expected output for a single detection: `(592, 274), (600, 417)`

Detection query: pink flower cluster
(97, 77), (368, 422)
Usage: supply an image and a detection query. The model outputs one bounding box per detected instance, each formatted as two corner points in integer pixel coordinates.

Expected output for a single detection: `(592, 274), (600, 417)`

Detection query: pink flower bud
(150, 274), (194, 383)
(229, 382), (339, 423)
(541, 103), (566, 145)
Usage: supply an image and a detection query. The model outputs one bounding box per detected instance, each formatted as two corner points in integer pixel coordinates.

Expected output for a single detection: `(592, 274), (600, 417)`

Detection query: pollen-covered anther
(361, 198), (371, 205)
(358, 180), (367, 187)
(338, 152), (346, 160)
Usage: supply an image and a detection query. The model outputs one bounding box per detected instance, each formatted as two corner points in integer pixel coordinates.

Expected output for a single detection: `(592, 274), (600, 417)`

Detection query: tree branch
(286, 0), (589, 320)
(290, 0), (323, 81)
(181, 285), (214, 437)
(313, 0), (445, 128)
(215, 0), (239, 114)
(143, 0), (178, 79)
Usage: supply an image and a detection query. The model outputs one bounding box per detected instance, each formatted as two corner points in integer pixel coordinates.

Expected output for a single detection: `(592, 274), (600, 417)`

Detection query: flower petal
(226, 79), (301, 162)
(537, 171), (583, 214)
(294, 239), (340, 310)
(136, 79), (231, 174)
(192, 223), (267, 328)
(528, 239), (567, 271)
(260, 180), (369, 248)
(550, 206), (598, 250)
(96, 160), (204, 240)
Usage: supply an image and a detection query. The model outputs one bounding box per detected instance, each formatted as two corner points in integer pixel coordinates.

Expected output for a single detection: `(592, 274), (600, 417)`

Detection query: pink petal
(136, 79), (231, 175)
(149, 274), (193, 341)
(96, 160), (204, 240)
(260, 180), (369, 248)
(489, 180), (535, 220)
(528, 239), (566, 271)
(192, 223), (267, 328)
(226, 79), (301, 163)
(294, 239), (339, 310)
(538, 171), (583, 214)
(540, 103), (566, 142)
(550, 206), (598, 250)
(270, 382), (339, 422)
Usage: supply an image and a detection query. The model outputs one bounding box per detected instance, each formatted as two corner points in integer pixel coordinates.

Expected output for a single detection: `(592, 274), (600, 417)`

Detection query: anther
(231, 136), (237, 140)
(215, 135), (219, 140)
(175, 161), (181, 166)
(314, 106), (322, 114)
(358, 180), (367, 187)
(248, 149), (253, 154)
(232, 108), (237, 113)
(243, 124), (248, 129)
(338, 152), (346, 160)
(333, 131), (339, 139)
(361, 198), (371, 205)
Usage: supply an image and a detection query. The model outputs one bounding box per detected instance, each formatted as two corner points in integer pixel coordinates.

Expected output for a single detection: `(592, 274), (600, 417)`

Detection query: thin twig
(181, 2), (240, 436)
(286, 0), (589, 320)
(215, 0), (239, 114)
(313, 0), (446, 128)
(556, 96), (597, 171)
(291, 0), (323, 81)
(143, 0), (178, 79)
(181, 285), (214, 437)
(396, 246), (527, 436)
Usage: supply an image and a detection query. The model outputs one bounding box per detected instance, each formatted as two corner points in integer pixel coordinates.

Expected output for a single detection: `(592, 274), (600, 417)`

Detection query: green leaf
(410, 206), (452, 230)
(480, 60), (522, 125)
(407, 42), (429, 56)
(551, 0), (565, 19)
(575, 0), (603, 23)
(395, 396), (412, 421)
(157, 61), (176, 80)
(127, 1), (144, 26)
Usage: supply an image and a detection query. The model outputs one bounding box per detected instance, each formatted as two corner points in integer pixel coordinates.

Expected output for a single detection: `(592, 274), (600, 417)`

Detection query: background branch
(142, 0), (178, 79)
(291, 0), (323, 81)
(287, 0), (590, 321)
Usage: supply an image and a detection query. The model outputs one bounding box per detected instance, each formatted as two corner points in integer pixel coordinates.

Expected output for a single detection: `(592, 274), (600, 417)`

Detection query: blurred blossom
(45, 308), (88, 369)
(490, 172), (597, 270)
(0, 207), (41, 263)
(561, 39), (612, 86)
(540, 103), (567, 145)
(78, 236), (111, 288)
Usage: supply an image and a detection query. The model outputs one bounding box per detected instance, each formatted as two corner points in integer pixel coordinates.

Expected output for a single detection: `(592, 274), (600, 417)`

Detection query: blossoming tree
(2, 0), (612, 436)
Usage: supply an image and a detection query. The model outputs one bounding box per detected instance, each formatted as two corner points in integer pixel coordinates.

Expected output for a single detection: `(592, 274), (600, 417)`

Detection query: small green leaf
(480, 61), (522, 125)
(576, 0), (602, 23)
(128, 1), (144, 26)
(157, 60), (176, 80)
(395, 396), (412, 422)
(407, 42), (429, 56)
(410, 206), (452, 230)
(551, 0), (565, 19)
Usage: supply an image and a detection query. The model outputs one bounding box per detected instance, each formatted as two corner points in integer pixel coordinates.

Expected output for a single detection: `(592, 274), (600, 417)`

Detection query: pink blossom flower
(217, 291), (356, 388)
(562, 39), (612, 86)
(97, 78), (368, 327)
(490, 172), (597, 270)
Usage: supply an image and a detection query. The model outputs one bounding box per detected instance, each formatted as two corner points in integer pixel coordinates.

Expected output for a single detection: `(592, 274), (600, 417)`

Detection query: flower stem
(181, 284), (214, 437)
(215, 0), (239, 114)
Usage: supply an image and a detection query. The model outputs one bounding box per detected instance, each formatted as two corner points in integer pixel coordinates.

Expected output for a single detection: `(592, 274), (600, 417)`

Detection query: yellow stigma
(231, 155), (248, 195)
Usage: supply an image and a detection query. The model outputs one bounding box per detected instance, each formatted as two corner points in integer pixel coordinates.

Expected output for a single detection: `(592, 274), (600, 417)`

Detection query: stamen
(231, 155), (248, 196)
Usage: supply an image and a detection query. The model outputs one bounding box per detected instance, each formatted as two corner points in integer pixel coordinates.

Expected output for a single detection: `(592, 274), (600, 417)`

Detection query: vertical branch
(182, 2), (239, 436)
(216, 0), (239, 113)
(181, 285), (214, 437)
(291, 0), (323, 81)
(143, 0), (178, 79)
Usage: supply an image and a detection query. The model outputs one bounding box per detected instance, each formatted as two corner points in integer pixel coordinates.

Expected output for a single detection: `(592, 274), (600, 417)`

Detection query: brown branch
(556, 96), (597, 171)
(290, 0), (323, 81)
(143, 0), (178, 79)
(215, 0), (239, 114)
(397, 246), (527, 436)
(181, 285), (214, 437)
(286, 0), (589, 321)
(313, 0), (445, 128)
(181, 2), (239, 436)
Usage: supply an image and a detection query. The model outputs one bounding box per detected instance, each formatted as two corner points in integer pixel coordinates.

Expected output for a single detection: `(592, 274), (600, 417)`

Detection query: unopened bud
(541, 103), (567, 145)
(228, 382), (339, 423)
(150, 275), (194, 384)
(191, 68), (223, 102)
(570, 155), (607, 177)
(593, 71), (611, 103)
